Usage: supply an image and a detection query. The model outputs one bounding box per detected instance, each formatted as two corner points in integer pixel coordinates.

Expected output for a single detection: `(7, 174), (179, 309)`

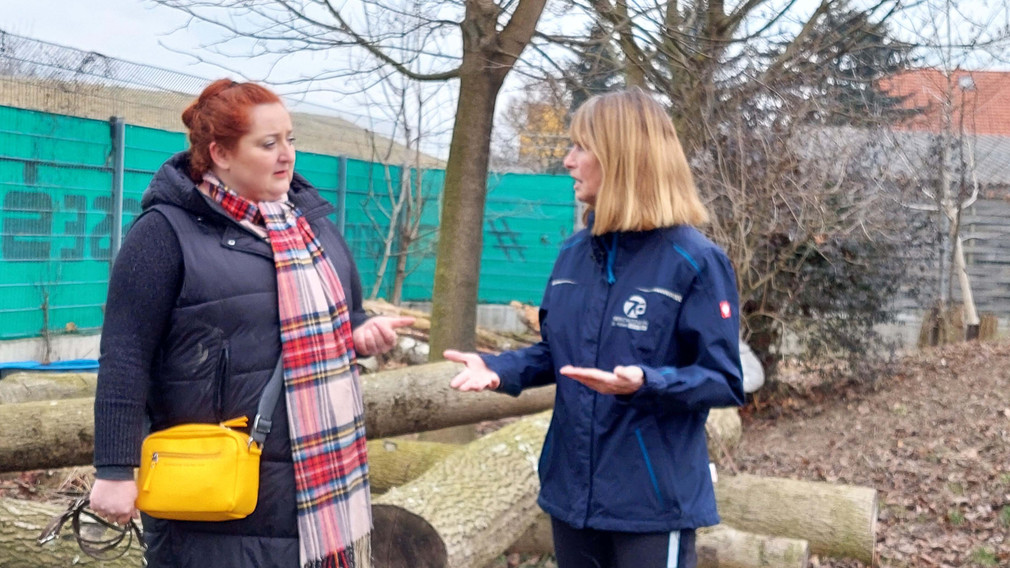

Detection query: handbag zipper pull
(142, 453), (158, 492)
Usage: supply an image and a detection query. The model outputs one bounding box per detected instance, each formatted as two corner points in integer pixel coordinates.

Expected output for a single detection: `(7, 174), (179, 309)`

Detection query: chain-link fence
(0, 31), (578, 341)
(0, 29), (444, 167)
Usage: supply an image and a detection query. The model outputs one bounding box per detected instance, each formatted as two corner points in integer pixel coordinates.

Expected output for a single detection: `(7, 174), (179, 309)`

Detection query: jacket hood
(141, 151), (333, 220)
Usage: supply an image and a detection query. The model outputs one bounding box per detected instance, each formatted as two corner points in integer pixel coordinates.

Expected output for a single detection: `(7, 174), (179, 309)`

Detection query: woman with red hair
(89, 79), (410, 568)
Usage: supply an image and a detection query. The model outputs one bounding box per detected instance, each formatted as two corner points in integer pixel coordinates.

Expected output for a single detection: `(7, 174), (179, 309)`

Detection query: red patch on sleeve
(719, 301), (732, 319)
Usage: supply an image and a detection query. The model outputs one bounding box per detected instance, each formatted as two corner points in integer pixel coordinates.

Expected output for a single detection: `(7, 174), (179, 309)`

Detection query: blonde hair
(570, 87), (708, 235)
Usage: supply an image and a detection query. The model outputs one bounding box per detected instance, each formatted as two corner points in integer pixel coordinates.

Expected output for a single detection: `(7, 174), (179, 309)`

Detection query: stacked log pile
(0, 360), (877, 567)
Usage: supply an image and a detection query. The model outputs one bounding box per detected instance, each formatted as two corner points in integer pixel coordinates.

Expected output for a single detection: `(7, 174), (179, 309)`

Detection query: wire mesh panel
(0, 111), (578, 341)
(343, 158), (416, 300)
(481, 172), (575, 304)
(0, 106), (115, 339)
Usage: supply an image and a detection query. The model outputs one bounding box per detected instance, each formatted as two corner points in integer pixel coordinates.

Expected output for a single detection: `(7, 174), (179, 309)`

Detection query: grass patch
(947, 509), (965, 526)
(970, 547), (997, 566)
(1000, 506), (1010, 528)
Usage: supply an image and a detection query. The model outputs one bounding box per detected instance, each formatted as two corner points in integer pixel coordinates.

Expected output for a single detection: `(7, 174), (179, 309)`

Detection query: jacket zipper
(584, 233), (619, 525)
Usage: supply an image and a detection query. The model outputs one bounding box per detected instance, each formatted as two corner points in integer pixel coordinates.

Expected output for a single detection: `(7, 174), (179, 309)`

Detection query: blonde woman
(445, 88), (744, 568)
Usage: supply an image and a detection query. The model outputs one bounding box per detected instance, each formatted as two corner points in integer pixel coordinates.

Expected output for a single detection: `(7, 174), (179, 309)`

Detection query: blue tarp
(0, 359), (99, 372)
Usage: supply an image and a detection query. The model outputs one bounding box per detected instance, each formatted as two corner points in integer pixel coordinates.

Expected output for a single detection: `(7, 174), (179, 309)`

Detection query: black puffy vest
(139, 154), (366, 568)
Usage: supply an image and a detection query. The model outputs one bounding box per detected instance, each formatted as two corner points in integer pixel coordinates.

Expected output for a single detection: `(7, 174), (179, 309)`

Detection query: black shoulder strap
(250, 358), (284, 447)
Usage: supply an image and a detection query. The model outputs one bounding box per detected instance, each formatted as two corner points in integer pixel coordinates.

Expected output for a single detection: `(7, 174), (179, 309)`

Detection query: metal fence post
(337, 155), (348, 235)
(109, 116), (126, 266)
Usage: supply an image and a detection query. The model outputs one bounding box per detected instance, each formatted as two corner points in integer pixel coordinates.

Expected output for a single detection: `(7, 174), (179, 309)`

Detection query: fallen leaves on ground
(736, 340), (1010, 567)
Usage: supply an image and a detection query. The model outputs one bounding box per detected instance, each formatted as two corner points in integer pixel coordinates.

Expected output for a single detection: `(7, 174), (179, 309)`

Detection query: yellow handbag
(135, 360), (284, 522)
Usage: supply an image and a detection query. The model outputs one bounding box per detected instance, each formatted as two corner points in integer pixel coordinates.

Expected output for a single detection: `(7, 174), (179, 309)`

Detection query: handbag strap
(250, 357), (284, 447)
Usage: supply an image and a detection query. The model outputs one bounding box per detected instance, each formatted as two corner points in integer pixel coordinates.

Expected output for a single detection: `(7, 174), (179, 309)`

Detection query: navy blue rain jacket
(483, 222), (745, 532)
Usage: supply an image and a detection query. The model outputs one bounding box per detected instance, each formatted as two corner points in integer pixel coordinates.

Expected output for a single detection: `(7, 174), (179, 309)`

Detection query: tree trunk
(952, 235), (980, 330)
(508, 514), (810, 568)
(0, 362), (555, 473)
(715, 474), (877, 564)
(0, 372), (97, 404)
(0, 497), (144, 568)
(427, 0), (547, 357)
(428, 53), (505, 356)
(372, 411), (552, 568)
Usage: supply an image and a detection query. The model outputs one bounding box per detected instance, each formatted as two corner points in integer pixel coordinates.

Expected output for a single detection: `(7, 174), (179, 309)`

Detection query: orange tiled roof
(880, 69), (1010, 136)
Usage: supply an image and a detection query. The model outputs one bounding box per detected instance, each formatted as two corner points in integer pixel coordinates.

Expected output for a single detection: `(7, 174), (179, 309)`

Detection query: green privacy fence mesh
(0, 105), (575, 340)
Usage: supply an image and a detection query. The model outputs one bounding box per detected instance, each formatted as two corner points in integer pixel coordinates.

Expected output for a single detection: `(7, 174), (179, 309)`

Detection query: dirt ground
(733, 339), (1010, 567)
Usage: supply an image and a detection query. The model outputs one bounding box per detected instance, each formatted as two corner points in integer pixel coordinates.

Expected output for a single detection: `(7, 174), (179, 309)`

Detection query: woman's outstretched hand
(353, 316), (415, 356)
(559, 364), (644, 395)
(443, 349), (501, 391)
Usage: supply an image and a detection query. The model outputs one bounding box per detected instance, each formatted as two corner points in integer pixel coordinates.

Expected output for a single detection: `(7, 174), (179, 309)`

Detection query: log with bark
(363, 299), (537, 352)
(705, 407), (742, 464)
(0, 398), (95, 474)
(0, 361), (555, 473)
(369, 440), (871, 563)
(0, 450), (871, 566)
(360, 361), (553, 439)
(0, 497), (144, 568)
(366, 438), (459, 494)
(0, 372), (97, 404)
(372, 410), (552, 568)
(508, 513), (810, 568)
(3, 492), (810, 568)
(715, 473), (877, 564)
(695, 524), (809, 568)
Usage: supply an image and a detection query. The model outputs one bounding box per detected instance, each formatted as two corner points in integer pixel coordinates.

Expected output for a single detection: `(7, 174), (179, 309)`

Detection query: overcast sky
(2, 0), (461, 156)
(2, 0), (230, 79)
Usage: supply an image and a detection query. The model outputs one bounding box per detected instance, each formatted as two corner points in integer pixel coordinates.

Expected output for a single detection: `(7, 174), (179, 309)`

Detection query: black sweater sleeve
(93, 211), (182, 478)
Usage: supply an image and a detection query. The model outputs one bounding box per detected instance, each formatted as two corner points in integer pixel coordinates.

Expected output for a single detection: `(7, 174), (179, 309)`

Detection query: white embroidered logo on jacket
(614, 294), (649, 331)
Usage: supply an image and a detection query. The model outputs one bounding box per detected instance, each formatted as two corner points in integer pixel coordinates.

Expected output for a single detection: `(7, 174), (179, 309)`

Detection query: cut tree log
(0, 494), (810, 568)
(363, 299), (536, 352)
(0, 497), (144, 568)
(695, 524), (809, 568)
(366, 438), (459, 494)
(705, 408), (741, 463)
(507, 513), (810, 568)
(369, 443), (871, 563)
(0, 361), (555, 473)
(372, 410), (552, 568)
(0, 372), (97, 404)
(715, 473), (876, 564)
(360, 361), (553, 438)
(0, 398), (94, 474)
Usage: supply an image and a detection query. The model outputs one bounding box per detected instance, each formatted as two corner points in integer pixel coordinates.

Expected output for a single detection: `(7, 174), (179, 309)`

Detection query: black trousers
(550, 517), (697, 568)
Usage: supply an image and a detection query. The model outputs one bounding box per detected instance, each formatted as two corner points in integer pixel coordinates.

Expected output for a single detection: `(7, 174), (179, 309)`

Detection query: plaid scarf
(204, 173), (371, 568)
